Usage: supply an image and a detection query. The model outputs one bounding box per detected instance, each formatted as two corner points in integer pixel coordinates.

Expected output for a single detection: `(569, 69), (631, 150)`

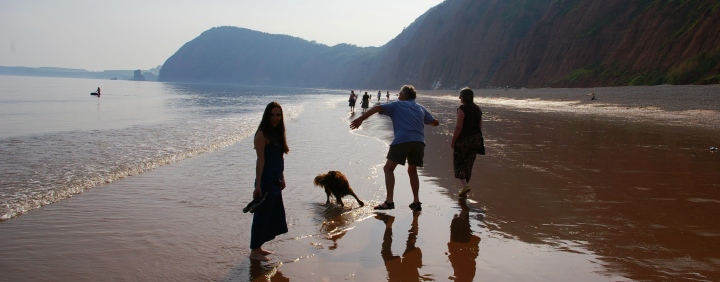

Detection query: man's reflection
(376, 212), (423, 281)
(448, 198), (481, 282)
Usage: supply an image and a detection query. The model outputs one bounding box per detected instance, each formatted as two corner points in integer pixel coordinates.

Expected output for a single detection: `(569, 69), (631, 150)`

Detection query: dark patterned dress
(453, 103), (483, 181)
(250, 140), (288, 249)
(361, 93), (370, 109)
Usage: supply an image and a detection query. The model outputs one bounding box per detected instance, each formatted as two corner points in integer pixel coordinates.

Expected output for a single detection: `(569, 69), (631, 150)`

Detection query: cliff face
(374, 0), (720, 88)
(491, 0), (720, 87)
(160, 0), (720, 89)
(368, 0), (552, 89)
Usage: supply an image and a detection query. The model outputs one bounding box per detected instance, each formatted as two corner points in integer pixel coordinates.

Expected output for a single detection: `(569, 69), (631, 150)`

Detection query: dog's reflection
(313, 203), (354, 250)
(448, 198), (481, 282)
(376, 212), (427, 281)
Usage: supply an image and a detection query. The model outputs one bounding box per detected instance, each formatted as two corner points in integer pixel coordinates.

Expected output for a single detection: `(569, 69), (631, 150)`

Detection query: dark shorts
(387, 141), (425, 166)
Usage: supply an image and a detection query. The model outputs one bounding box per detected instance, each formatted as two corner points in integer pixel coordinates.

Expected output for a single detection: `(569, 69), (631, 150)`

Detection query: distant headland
(0, 66), (161, 81)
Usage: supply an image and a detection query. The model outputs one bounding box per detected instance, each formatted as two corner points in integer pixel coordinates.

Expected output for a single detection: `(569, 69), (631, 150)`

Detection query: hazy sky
(1, 0), (444, 71)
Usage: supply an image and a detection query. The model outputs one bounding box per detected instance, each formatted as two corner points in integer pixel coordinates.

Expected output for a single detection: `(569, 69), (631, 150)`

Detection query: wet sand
(419, 85), (720, 281)
(0, 85), (719, 281)
(274, 85), (720, 281)
(241, 85), (720, 280)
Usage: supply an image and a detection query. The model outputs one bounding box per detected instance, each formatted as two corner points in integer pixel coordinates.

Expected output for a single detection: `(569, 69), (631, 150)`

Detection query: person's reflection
(376, 212), (423, 281)
(448, 198), (481, 282)
(249, 260), (289, 282)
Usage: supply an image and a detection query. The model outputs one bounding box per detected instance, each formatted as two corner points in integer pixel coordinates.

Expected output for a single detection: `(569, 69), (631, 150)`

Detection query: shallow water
(0, 95), (395, 281)
(0, 76), (322, 220)
(1, 80), (719, 281)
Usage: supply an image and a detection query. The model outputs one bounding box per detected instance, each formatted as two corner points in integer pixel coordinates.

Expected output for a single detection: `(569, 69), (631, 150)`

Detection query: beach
(1, 83), (719, 281)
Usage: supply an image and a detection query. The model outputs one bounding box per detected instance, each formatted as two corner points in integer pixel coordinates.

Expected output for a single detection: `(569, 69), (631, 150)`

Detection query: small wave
(0, 103), (306, 221)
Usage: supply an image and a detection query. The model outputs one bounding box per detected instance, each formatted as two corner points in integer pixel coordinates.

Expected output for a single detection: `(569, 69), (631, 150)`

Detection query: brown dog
(313, 171), (364, 207)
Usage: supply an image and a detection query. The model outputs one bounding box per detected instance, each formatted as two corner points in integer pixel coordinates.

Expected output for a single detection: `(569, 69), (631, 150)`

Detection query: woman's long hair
(257, 101), (289, 154)
(459, 87), (482, 119)
(459, 87), (474, 104)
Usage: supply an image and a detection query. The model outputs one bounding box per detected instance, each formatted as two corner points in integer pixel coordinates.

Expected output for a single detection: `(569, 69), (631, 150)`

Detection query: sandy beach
(0, 85), (718, 281)
(272, 85), (720, 281)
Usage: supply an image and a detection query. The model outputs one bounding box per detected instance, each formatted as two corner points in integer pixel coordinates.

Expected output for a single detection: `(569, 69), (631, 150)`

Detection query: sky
(0, 0), (445, 71)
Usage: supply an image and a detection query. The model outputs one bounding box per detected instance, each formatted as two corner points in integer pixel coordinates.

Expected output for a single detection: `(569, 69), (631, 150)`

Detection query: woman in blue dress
(250, 101), (289, 261)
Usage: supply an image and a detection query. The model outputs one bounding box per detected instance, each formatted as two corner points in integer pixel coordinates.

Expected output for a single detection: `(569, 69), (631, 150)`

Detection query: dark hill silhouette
(159, 27), (379, 87)
(159, 0), (720, 89)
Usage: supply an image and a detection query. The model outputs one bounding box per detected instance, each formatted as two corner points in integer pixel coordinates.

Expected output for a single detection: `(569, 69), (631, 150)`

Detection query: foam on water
(0, 75), (336, 220)
(0, 104), (310, 220)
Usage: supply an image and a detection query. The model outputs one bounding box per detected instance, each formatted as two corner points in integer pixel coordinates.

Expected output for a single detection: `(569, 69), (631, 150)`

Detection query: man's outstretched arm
(350, 105), (383, 130)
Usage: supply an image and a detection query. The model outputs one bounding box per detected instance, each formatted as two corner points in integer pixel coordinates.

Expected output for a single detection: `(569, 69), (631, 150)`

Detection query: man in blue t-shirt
(350, 85), (439, 212)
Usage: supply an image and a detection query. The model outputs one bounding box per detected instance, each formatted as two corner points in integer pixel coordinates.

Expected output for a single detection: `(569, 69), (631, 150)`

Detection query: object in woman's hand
(243, 192), (268, 213)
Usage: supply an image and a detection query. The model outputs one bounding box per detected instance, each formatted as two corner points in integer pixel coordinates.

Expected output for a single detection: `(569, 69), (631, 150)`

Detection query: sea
(0, 75), (345, 220)
(0, 75), (406, 281)
(1, 75), (719, 281)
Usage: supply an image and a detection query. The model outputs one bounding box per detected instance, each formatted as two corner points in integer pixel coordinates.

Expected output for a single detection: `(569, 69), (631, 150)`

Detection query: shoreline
(421, 84), (720, 130)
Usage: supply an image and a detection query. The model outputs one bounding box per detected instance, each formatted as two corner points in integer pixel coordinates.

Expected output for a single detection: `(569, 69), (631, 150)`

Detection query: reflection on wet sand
(248, 260), (289, 282)
(448, 198), (481, 282)
(315, 203), (358, 250)
(377, 212), (429, 281)
(420, 94), (720, 281)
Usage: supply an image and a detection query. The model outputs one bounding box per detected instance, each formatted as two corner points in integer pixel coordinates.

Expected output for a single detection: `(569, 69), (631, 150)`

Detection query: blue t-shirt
(380, 99), (437, 145)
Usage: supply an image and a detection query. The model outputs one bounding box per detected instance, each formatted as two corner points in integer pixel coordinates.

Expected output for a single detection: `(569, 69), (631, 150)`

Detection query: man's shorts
(387, 141), (425, 166)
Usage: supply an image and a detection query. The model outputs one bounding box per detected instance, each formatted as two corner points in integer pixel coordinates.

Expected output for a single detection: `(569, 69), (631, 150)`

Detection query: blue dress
(250, 141), (288, 249)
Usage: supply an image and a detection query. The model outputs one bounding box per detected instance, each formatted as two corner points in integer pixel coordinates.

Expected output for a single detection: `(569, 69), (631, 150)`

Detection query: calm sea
(2, 76), (719, 281)
(0, 75), (344, 220)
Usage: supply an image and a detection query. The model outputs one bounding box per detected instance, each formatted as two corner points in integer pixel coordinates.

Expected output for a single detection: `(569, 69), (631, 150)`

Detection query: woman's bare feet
(249, 249), (270, 261)
(260, 249), (274, 255)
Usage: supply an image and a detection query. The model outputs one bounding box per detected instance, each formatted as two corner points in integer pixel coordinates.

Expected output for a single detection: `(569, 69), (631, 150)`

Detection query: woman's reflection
(248, 260), (289, 282)
(376, 212), (424, 281)
(448, 198), (481, 282)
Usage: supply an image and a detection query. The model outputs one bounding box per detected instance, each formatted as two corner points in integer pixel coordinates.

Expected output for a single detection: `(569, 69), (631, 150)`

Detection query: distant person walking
(250, 101), (289, 261)
(361, 92), (371, 113)
(386, 91), (390, 102)
(378, 90), (382, 104)
(97, 87), (101, 95)
(350, 85), (439, 212)
(450, 88), (483, 197)
(349, 90), (358, 112)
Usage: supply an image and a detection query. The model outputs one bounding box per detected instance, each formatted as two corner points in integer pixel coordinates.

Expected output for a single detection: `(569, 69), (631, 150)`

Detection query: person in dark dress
(250, 101), (289, 261)
(349, 90), (358, 112)
(361, 92), (370, 113)
(450, 88), (483, 197)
